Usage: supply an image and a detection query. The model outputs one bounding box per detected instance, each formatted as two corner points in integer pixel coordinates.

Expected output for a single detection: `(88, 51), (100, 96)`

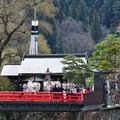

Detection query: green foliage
(89, 34), (120, 71)
(0, 0), (58, 68)
(38, 34), (51, 54)
(53, 0), (120, 55)
(112, 1), (120, 24)
(70, 1), (78, 20)
(89, 34), (120, 99)
(78, 0), (88, 30)
(0, 77), (13, 91)
(91, 10), (102, 43)
(32, 0), (58, 53)
(61, 55), (93, 86)
(101, 0), (120, 28)
(0, 0), (28, 67)
(63, 0), (71, 18)
(36, 0), (58, 19)
(39, 21), (54, 35)
(86, 76), (94, 86)
(94, 0), (104, 9)
(2, 47), (21, 66)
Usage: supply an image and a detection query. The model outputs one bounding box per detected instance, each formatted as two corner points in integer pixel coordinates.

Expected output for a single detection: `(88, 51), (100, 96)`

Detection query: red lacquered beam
(0, 91), (92, 102)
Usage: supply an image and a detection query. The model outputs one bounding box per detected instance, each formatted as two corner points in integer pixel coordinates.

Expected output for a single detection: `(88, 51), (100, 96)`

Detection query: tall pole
(34, 6), (36, 20)
(29, 1), (38, 55)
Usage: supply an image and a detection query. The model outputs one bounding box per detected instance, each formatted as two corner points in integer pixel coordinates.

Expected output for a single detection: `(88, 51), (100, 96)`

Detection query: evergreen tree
(77, 0), (88, 30)
(89, 5), (95, 24)
(53, 0), (59, 7)
(101, 0), (114, 27)
(53, 0), (65, 23)
(94, 0), (104, 9)
(89, 34), (120, 103)
(63, 0), (71, 18)
(89, 34), (120, 71)
(61, 55), (92, 86)
(112, 1), (120, 25)
(59, 0), (66, 21)
(91, 10), (102, 43)
(84, 0), (96, 6)
(70, 1), (78, 20)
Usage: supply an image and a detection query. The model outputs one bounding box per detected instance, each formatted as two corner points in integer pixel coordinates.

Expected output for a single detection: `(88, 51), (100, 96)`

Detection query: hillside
(0, 0), (120, 65)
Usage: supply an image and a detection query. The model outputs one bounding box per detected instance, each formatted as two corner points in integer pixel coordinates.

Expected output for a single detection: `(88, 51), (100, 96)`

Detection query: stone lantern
(45, 68), (52, 85)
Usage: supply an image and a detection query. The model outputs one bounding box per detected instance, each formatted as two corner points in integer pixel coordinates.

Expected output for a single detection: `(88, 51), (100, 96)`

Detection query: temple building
(0, 6), (87, 91)
(0, 54), (87, 91)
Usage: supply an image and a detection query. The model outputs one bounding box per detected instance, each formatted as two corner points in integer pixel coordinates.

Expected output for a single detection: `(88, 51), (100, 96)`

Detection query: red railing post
(63, 91), (67, 101)
(32, 92), (34, 101)
(0, 91), (93, 102)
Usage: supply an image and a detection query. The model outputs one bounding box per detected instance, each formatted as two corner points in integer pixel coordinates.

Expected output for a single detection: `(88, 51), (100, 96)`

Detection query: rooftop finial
(34, 6), (36, 20)
(33, 0), (37, 20)
(29, 0), (39, 55)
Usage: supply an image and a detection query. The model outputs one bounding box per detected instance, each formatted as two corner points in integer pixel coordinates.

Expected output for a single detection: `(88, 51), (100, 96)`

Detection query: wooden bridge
(0, 91), (90, 112)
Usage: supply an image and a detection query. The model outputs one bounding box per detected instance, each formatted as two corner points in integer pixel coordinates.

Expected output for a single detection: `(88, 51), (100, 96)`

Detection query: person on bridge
(65, 86), (70, 93)
(58, 85), (64, 92)
(52, 85), (58, 92)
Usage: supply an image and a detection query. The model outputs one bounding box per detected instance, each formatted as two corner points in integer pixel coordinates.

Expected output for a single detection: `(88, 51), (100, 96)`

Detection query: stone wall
(83, 106), (120, 120)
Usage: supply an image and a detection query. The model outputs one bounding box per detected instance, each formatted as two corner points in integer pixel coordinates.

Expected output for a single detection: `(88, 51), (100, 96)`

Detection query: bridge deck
(0, 91), (90, 112)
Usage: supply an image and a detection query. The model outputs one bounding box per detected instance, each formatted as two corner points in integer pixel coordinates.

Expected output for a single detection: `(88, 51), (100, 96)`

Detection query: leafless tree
(58, 18), (94, 54)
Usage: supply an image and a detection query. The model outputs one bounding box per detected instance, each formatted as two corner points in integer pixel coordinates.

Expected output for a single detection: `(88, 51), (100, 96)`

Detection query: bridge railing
(0, 91), (92, 102)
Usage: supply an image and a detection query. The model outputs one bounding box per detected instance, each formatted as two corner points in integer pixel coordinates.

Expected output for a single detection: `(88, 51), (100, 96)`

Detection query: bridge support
(0, 101), (84, 112)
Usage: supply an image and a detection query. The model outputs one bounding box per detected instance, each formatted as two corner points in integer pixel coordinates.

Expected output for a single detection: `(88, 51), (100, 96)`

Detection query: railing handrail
(0, 91), (92, 102)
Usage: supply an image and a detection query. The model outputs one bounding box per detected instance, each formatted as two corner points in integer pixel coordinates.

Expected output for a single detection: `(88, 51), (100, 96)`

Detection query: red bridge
(0, 91), (91, 112)
(0, 73), (106, 112)
(0, 91), (88, 101)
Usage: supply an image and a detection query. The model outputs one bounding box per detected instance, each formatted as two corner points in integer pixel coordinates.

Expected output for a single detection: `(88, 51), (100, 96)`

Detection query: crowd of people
(43, 81), (93, 93)
(20, 80), (93, 93)
(22, 80), (41, 92)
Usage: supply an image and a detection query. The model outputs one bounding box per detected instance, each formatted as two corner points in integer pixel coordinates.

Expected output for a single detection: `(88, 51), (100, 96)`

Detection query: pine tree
(91, 10), (102, 43)
(112, 1), (120, 25)
(61, 55), (92, 86)
(84, 0), (96, 6)
(94, 0), (104, 9)
(63, 0), (71, 18)
(58, 0), (66, 20)
(53, 0), (59, 7)
(70, 1), (78, 20)
(78, 0), (88, 30)
(89, 34), (120, 103)
(101, 0), (114, 27)
(89, 5), (95, 24)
